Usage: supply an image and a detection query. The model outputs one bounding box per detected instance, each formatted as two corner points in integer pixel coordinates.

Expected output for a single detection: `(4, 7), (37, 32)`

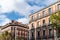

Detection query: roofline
(29, 1), (60, 16)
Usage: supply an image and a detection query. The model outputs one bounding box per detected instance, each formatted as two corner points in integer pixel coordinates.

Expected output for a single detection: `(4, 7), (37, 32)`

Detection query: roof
(29, 1), (60, 16)
(1, 20), (29, 30)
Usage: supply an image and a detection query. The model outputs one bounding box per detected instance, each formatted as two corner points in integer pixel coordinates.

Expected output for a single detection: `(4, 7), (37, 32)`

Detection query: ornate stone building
(29, 1), (60, 40)
(0, 20), (29, 40)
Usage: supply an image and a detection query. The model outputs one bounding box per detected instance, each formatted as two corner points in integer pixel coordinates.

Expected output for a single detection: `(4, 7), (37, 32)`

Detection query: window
(58, 4), (60, 10)
(32, 32), (34, 37)
(38, 14), (40, 18)
(42, 11), (45, 17)
(43, 30), (45, 36)
(43, 19), (45, 25)
(37, 21), (40, 27)
(49, 29), (52, 35)
(32, 23), (34, 28)
(18, 31), (20, 35)
(37, 31), (40, 37)
(32, 16), (34, 20)
(48, 8), (51, 14)
(11, 27), (14, 30)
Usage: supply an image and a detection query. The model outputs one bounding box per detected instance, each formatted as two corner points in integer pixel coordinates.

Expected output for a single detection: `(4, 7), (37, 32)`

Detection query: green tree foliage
(50, 11), (60, 34)
(0, 31), (12, 40)
(17, 37), (24, 40)
(0, 31), (24, 40)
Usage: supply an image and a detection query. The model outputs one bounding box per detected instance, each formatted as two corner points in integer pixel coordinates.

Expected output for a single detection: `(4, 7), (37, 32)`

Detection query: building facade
(0, 20), (28, 40)
(29, 1), (60, 40)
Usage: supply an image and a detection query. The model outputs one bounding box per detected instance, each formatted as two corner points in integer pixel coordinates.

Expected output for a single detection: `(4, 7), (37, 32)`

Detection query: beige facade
(29, 1), (60, 40)
(0, 20), (29, 40)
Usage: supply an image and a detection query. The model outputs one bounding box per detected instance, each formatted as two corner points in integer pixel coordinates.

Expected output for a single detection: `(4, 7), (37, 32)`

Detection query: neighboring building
(29, 1), (60, 40)
(0, 20), (28, 40)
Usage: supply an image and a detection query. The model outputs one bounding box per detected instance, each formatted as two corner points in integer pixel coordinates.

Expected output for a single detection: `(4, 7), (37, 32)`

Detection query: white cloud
(0, 0), (45, 15)
(15, 1), (44, 16)
(45, 0), (58, 6)
(0, 15), (11, 26)
(17, 18), (29, 24)
(0, 0), (14, 13)
(0, 0), (58, 15)
(0, 0), (58, 26)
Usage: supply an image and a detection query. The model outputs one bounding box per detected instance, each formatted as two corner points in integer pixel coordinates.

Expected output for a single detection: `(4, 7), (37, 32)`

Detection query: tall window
(43, 19), (45, 25)
(32, 32), (34, 37)
(58, 4), (60, 10)
(43, 30), (45, 36)
(37, 31), (40, 37)
(37, 21), (40, 27)
(32, 16), (34, 20)
(42, 11), (45, 17)
(48, 8), (51, 14)
(49, 29), (52, 35)
(32, 23), (34, 28)
(38, 14), (40, 18)
(11, 27), (15, 39)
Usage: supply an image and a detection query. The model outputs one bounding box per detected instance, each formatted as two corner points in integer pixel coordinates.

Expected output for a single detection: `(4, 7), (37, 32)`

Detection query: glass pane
(43, 30), (45, 36)
(48, 8), (51, 14)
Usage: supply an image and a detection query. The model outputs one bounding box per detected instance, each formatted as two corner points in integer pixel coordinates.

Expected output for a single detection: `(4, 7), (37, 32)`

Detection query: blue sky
(0, 0), (58, 26)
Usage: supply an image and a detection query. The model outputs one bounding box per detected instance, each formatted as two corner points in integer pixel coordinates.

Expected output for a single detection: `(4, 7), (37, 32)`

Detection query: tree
(17, 37), (24, 40)
(0, 31), (12, 40)
(50, 11), (60, 35)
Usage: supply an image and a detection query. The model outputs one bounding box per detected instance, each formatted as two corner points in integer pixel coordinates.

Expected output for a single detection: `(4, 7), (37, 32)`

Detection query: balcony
(29, 20), (34, 23)
(31, 27), (35, 30)
(48, 23), (51, 26)
(36, 26), (40, 29)
(42, 23), (46, 29)
(31, 27), (35, 32)
(42, 13), (49, 18)
(29, 18), (37, 23)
